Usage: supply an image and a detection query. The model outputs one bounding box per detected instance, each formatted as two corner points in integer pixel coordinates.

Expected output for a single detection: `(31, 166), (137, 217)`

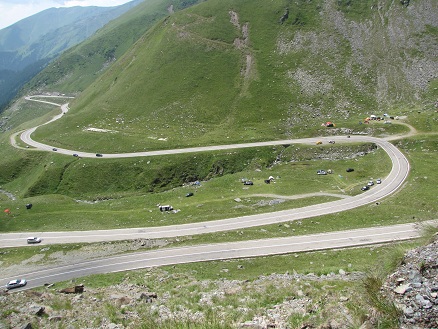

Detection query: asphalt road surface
(1, 222), (430, 291)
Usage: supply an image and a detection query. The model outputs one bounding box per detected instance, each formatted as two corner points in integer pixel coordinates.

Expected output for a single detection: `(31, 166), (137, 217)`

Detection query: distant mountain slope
(0, 0), (143, 111)
(0, 1), (143, 71)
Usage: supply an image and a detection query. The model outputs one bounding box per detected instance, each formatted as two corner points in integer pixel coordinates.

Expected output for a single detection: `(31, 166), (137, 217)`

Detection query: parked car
(95, 153), (103, 157)
(346, 168), (354, 172)
(243, 181), (253, 185)
(361, 186), (370, 191)
(159, 205), (173, 212)
(5, 279), (27, 290)
(27, 237), (41, 244)
(186, 192), (194, 197)
(317, 170), (327, 175)
(367, 181), (374, 186)
(376, 178), (382, 184)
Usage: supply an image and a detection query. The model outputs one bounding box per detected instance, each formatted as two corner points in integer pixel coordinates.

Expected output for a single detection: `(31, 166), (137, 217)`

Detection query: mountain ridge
(0, 0), (144, 111)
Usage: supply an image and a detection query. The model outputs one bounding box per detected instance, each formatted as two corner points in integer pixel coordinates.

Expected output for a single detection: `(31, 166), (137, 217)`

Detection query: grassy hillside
(28, 0), (438, 153)
(23, 0), (205, 95)
(0, 0), (435, 227)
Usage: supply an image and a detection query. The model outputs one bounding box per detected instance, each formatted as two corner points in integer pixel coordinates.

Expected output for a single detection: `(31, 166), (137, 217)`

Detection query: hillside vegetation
(23, 0), (205, 96)
(29, 0), (438, 153)
(0, 0), (436, 230)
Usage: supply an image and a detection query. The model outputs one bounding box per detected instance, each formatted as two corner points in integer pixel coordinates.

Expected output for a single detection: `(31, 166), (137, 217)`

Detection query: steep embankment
(383, 235), (438, 328)
(22, 0), (206, 96)
(31, 0), (438, 153)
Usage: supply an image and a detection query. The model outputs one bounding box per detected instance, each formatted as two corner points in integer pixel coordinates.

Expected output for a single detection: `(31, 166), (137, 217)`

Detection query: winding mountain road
(1, 95), (424, 289)
(0, 222), (428, 291)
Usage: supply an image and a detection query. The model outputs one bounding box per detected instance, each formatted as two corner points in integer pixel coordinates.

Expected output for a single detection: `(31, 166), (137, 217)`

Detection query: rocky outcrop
(59, 284), (84, 294)
(383, 235), (438, 328)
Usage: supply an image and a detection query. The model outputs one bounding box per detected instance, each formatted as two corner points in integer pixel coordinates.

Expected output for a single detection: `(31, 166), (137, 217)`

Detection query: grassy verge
(0, 243), (84, 268)
(0, 143), (389, 232)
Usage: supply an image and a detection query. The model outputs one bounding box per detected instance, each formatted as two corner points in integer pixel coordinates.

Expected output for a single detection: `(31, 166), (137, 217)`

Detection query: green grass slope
(23, 0), (205, 95)
(0, 0), (436, 233)
(30, 0), (438, 153)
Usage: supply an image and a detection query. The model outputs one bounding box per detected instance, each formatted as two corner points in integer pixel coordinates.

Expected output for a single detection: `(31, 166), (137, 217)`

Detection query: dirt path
(384, 119), (418, 140)
(0, 189), (16, 200)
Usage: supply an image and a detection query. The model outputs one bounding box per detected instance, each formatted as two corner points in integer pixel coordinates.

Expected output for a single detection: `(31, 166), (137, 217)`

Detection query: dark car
(243, 181), (253, 185)
(346, 168), (354, 172)
(52, 148), (57, 151)
(361, 186), (370, 191)
(96, 153), (103, 157)
(73, 154), (79, 157)
(5, 279), (27, 290)
(186, 192), (194, 197)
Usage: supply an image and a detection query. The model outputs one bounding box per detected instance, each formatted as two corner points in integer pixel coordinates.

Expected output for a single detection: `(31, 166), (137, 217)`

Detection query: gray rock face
(383, 236), (438, 328)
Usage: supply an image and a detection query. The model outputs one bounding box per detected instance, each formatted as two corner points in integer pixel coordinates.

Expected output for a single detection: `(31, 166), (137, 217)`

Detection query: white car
(6, 279), (27, 290)
(27, 237), (41, 244)
(367, 181), (374, 186)
(376, 178), (382, 184)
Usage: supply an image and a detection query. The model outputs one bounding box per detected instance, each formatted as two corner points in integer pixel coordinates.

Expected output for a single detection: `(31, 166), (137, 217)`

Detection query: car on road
(96, 153), (103, 157)
(367, 181), (374, 186)
(5, 279), (27, 290)
(361, 186), (370, 191)
(376, 178), (382, 184)
(73, 154), (79, 157)
(316, 141), (322, 145)
(328, 140), (335, 144)
(52, 148), (57, 151)
(317, 170), (327, 175)
(27, 237), (41, 244)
